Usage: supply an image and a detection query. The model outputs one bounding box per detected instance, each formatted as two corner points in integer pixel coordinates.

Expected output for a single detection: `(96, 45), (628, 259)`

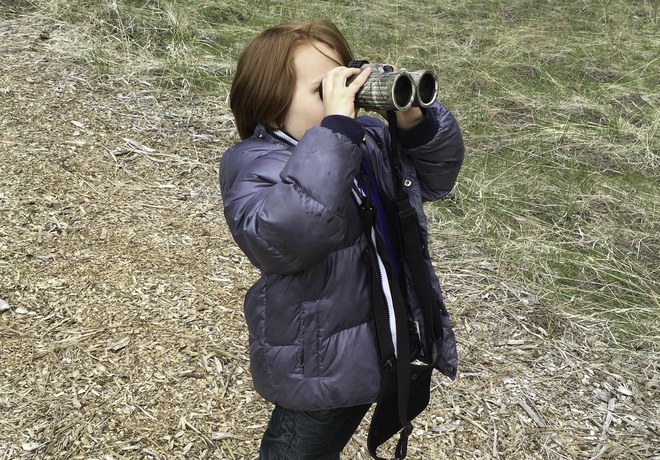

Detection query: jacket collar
(252, 125), (298, 147)
(271, 130), (298, 146)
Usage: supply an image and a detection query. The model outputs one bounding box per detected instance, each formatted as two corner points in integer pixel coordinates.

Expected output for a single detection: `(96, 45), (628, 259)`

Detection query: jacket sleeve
(396, 103), (465, 201)
(220, 123), (363, 274)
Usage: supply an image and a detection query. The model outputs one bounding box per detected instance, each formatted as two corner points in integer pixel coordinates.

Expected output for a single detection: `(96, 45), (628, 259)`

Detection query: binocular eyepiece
(319, 60), (439, 112)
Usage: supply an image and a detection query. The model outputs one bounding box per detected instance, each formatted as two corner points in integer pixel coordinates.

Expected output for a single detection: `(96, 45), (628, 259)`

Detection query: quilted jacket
(220, 103), (464, 410)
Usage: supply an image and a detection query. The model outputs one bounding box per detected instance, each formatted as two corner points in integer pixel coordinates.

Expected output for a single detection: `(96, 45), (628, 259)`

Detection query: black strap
(356, 198), (395, 363)
(355, 184), (412, 460)
(391, 283), (412, 460)
(395, 195), (443, 356)
(385, 112), (443, 360)
(359, 204), (412, 460)
(360, 113), (446, 459)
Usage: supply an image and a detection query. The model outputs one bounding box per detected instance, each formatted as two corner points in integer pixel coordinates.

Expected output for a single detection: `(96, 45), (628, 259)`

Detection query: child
(220, 20), (464, 459)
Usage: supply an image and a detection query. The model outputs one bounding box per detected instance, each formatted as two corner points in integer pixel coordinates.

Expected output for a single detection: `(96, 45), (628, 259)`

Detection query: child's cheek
(314, 99), (326, 123)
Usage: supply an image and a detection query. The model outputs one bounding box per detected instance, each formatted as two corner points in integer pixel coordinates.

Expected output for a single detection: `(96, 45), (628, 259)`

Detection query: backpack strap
(356, 112), (447, 459)
(352, 174), (413, 460)
(353, 185), (396, 363)
(385, 111), (443, 362)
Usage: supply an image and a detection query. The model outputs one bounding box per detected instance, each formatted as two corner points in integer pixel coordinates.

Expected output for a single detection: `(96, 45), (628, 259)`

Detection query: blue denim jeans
(259, 404), (371, 459)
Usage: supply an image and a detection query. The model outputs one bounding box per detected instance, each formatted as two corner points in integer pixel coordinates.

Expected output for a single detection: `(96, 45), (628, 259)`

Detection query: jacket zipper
(353, 174), (398, 357)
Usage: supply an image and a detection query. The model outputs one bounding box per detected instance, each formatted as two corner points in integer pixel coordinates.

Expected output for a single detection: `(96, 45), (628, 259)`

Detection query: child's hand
(395, 107), (424, 130)
(321, 66), (372, 119)
(371, 107), (424, 130)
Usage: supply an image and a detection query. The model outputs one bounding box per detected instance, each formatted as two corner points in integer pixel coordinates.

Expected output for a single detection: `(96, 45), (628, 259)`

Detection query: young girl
(220, 20), (464, 459)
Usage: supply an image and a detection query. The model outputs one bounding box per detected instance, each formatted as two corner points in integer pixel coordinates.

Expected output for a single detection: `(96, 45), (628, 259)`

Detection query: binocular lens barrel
(409, 70), (438, 108)
(391, 74), (415, 111)
(353, 71), (415, 112)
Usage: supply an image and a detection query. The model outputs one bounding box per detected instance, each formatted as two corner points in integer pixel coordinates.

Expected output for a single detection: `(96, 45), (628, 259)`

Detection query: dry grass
(1, 2), (659, 460)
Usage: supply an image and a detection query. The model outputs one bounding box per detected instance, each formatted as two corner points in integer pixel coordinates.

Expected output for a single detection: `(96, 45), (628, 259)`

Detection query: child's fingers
(321, 66), (372, 118)
(323, 66), (360, 92)
(347, 66), (372, 92)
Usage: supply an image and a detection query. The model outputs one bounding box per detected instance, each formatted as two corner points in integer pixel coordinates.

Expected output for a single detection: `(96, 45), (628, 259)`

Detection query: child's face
(281, 42), (342, 140)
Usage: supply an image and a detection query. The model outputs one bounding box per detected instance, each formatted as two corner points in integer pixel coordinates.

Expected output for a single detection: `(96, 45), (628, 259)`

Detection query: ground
(1, 8), (658, 460)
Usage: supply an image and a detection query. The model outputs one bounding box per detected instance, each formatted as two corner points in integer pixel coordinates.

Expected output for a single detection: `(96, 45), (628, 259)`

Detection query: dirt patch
(1, 10), (659, 460)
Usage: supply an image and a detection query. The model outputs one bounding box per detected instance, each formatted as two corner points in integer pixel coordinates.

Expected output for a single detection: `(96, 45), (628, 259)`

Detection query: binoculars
(319, 60), (439, 112)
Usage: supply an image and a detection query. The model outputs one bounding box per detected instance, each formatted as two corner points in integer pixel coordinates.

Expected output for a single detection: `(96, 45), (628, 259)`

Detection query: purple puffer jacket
(220, 103), (464, 410)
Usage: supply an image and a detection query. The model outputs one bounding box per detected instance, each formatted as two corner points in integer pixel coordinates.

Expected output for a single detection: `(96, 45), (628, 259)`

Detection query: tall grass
(34, 0), (659, 347)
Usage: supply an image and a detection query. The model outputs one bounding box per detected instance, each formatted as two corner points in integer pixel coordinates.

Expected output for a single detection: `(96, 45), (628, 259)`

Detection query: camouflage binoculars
(319, 60), (439, 112)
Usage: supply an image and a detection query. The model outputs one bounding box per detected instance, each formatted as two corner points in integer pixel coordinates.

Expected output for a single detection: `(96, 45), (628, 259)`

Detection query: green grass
(34, 0), (659, 347)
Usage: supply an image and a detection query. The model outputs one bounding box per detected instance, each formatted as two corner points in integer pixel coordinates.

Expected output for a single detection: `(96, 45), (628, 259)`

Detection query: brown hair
(230, 20), (354, 139)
